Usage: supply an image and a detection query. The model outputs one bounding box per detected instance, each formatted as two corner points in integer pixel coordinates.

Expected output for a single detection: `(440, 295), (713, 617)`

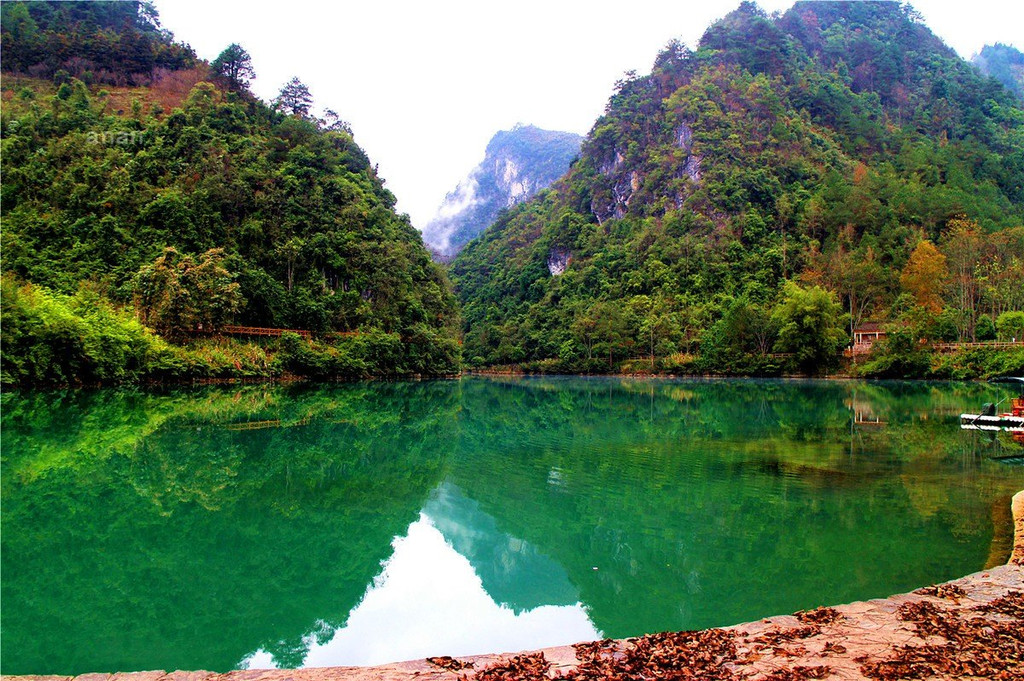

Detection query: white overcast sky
(153, 0), (1023, 229)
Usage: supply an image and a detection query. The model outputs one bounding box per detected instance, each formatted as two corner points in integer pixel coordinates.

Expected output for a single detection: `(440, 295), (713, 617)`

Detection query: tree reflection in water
(2, 378), (1021, 674)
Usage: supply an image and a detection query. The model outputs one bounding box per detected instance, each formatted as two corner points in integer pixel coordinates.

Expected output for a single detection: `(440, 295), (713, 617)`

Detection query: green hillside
(451, 1), (1024, 377)
(0, 1), (460, 385)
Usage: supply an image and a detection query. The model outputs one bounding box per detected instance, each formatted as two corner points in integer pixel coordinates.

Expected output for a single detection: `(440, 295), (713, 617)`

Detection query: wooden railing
(224, 416), (311, 431)
(846, 340), (1023, 357)
(219, 324), (311, 339)
(195, 326), (363, 340)
(224, 419), (282, 431)
(933, 341), (1024, 352)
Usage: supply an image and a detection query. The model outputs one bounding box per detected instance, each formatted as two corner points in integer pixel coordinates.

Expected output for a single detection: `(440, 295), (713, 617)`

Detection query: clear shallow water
(2, 377), (1023, 674)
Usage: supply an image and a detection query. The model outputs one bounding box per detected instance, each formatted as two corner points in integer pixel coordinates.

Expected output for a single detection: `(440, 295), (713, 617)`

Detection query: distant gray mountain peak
(422, 124), (582, 255)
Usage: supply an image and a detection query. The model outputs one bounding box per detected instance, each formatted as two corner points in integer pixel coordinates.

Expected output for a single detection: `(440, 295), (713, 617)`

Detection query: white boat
(959, 415), (1024, 430)
(960, 377), (1024, 431)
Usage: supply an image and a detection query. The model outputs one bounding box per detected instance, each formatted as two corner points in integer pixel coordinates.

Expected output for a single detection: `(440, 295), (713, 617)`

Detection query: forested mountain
(0, 0), (196, 84)
(3, 0), (1022, 385)
(451, 0), (1024, 376)
(973, 43), (1024, 102)
(0, 1), (460, 385)
(422, 125), (582, 255)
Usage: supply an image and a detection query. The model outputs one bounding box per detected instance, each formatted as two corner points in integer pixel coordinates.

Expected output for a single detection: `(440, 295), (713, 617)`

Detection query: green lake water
(2, 377), (1023, 674)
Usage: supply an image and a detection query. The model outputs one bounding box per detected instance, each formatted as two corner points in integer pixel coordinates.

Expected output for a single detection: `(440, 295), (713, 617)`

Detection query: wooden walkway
(934, 340), (1024, 352)
(192, 325), (362, 341)
(848, 340), (1024, 357)
(219, 324), (311, 340)
(224, 416), (311, 431)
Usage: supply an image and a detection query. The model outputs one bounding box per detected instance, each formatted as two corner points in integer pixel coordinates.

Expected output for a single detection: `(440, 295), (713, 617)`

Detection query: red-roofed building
(851, 322), (886, 355)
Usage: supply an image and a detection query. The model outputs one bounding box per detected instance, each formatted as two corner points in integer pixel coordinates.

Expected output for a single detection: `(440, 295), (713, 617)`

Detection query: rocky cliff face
(422, 124), (582, 255)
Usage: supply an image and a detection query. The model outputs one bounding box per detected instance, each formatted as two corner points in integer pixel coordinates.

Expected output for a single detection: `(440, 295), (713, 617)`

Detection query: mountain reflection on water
(2, 377), (1023, 675)
(243, 484), (599, 669)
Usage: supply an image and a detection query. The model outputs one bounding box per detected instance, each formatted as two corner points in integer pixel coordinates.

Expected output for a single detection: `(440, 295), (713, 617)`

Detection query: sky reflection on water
(3, 377), (1023, 675)
(243, 493), (600, 669)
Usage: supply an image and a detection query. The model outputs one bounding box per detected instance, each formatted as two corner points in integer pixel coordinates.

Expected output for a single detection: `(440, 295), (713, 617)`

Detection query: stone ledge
(1012, 489), (1024, 565)
(7, 489), (1024, 681)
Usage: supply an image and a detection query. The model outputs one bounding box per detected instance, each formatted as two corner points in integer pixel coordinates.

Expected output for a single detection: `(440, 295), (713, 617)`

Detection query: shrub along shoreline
(468, 345), (1024, 381)
(4, 275), (1021, 389)
(0, 277), (460, 387)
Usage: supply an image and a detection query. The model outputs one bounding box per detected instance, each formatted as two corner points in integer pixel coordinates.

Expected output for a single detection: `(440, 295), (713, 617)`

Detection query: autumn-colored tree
(900, 239), (947, 314)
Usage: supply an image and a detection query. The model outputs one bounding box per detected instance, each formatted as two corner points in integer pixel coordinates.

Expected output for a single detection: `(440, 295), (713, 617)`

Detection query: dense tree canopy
(3, 0), (1023, 383)
(451, 0), (1024, 376)
(0, 1), (461, 383)
(132, 248), (244, 339)
(0, 1), (195, 85)
(772, 282), (847, 373)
